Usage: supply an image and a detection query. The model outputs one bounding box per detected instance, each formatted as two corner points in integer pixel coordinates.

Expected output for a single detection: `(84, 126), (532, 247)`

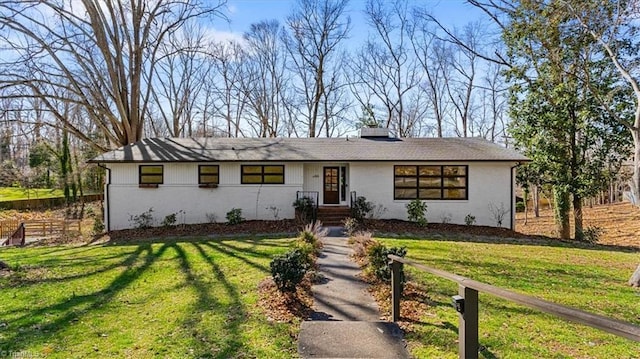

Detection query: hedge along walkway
(297, 227), (409, 358)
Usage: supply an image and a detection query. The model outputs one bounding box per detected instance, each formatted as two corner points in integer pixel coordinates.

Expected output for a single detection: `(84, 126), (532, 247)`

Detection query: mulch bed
(108, 218), (532, 243)
(349, 242), (432, 332)
(362, 219), (529, 238)
(357, 219), (640, 251)
(257, 275), (314, 323)
(108, 219), (301, 242)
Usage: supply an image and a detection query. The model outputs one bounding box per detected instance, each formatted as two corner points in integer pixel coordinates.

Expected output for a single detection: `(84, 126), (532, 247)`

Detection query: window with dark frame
(241, 165), (284, 184)
(139, 165), (163, 186)
(394, 165), (467, 200)
(198, 165), (219, 185)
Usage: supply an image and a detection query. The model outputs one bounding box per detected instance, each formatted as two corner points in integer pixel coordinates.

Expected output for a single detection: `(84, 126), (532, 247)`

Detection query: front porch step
(297, 321), (409, 358)
(316, 206), (351, 226)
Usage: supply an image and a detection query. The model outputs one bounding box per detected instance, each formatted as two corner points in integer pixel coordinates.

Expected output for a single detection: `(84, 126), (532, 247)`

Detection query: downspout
(510, 162), (522, 231)
(98, 164), (111, 232)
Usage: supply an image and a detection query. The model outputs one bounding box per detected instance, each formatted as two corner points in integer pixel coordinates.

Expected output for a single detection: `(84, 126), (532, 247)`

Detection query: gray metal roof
(89, 137), (529, 163)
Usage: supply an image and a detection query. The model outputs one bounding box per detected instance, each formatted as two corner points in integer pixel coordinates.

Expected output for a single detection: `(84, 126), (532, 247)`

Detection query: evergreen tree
(505, 1), (631, 239)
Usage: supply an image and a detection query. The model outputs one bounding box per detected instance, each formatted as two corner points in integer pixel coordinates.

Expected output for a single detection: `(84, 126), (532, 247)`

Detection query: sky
(209, 0), (488, 44)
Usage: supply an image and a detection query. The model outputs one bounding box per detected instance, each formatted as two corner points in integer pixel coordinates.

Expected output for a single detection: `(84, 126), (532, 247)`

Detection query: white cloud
(202, 27), (246, 46)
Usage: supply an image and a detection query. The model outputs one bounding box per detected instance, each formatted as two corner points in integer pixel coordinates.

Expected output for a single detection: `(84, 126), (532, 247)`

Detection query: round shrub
(270, 249), (311, 293)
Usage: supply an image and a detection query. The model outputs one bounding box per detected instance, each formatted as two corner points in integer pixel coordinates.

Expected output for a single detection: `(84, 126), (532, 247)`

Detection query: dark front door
(323, 167), (340, 204)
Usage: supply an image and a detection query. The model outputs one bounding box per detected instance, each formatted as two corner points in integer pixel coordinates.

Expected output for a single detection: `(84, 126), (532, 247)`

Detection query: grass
(0, 187), (65, 202)
(0, 236), (298, 358)
(377, 237), (640, 359)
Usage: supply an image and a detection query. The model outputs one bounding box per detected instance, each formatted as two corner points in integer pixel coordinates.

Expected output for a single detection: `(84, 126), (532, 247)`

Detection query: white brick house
(89, 131), (528, 231)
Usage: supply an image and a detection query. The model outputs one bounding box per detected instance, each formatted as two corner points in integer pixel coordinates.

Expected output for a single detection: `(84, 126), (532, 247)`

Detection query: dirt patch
(368, 281), (431, 331)
(0, 260), (11, 278)
(516, 202), (640, 247)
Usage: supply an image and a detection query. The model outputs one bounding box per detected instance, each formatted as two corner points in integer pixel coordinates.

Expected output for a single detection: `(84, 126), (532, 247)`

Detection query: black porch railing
(349, 191), (357, 209)
(295, 191), (319, 222)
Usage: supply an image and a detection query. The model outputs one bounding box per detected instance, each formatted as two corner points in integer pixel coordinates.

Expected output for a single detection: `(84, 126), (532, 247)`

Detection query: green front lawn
(378, 238), (640, 358)
(0, 237), (297, 358)
(0, 187), (65, 202)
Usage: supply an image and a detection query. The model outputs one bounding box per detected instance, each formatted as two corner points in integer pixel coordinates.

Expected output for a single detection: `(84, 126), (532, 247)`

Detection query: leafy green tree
(0, 160), (20, 187)
(356, 104), (382, 129)
(504, 1), (631, 240)
(29, 140), (54, 188)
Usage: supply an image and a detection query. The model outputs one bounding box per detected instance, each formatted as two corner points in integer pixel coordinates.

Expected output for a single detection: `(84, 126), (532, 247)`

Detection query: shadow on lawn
(1, 243), (164, 353)
(185, 242), (247, 357)
(1, 237), (290, 357)
(375, 231), (640, 254)
(418, 256), (625, 286)
(204, 241), (271, 273)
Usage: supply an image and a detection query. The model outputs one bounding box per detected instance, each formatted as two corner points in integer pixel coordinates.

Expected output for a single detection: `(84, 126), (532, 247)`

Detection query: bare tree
(149, 24), (212, 138)
(349, 0), (422, 137)
(445, 23), (485, 138)
(475, 61), (508, 143)
(207, 40), (248, 137)
(241, 20), (291, 137)
(0, 0), (223, 150)
(410, 13), (452, 137)
(284, 0), (351, 137)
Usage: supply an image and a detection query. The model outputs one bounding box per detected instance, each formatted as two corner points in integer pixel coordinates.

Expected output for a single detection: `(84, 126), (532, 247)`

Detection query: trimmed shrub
(270, 249), (311, 292)
(367, 242), (407, 282)
(464, 214), (476, 226)
(293, 197), (315, 223)
(581, 226), (604, 243)
(162, 213), (177, 227)
(226, 208), (243, 225)
(351, 196), (373, 221)
(92, 217), (105, 235)
(406, 199), (428, 226)
(129, 208), (154, 228)
(293, 241), (316, 267)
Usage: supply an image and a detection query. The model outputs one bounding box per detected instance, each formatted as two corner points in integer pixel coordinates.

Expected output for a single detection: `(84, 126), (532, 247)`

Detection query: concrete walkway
(297, 227), (409, 358)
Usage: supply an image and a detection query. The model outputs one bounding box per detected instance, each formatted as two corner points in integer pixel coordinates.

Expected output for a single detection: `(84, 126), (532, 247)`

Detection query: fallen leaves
(257, 276), (313, 323)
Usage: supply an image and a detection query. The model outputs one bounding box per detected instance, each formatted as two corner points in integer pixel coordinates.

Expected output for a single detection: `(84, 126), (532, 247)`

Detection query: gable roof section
(89, 137), (529, 163)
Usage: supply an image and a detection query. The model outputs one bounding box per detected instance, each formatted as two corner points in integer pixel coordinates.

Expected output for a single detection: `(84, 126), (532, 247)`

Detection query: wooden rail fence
(1, 219), (81, 243)
(387, 254), (640, 359)
(0, 194), (102, 210)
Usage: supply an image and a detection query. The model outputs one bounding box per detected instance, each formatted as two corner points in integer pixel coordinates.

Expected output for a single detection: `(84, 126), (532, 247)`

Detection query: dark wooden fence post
(458, 284), (479, 359)
(390, 259), (403, 322)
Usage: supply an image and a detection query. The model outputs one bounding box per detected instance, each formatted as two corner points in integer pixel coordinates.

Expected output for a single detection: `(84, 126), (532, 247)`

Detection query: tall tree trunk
(523, 187), (529, 225)
(632, 131), (640, 205)
(629, 264), (640, 287)
(553, 187), (571, 239)
(533, 185), (540, 218)
(573, 195), (584, 241)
